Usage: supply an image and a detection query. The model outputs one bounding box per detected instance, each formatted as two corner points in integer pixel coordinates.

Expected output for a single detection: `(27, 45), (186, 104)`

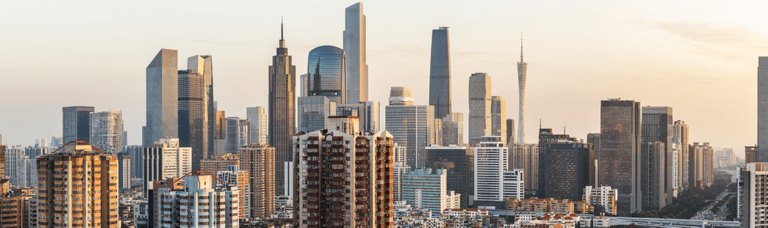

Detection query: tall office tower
(200, 154), (240, 174)
(142, 137), (192, 195)
(216, 165), (249, 220)
(307, 45), (346, 104)
(739, 162), (768, 227)
(673, 120), (690, 191)
(511, 144), (539, 194)
(760, 57), (768, 162)
(62, 106), (94, 143)
(117, 152), (132, 190)
(583, 186), (619, 216)
(36, 142), (119, 227)
(517, 37), (528, 145)
(385, 86), (435, 168)
(746, 145), (758, 164)
(240, 144), (275, 220)
(247, 106), (268, 145)
(641, 106), (673, 204)
(587, 133), (601, 187)
(187, 55), (215, 166)
(537, 129), (592, 199)
(506, 119), (515, 146)
(344, 2), (368, 104)
(143, 49), (178, 147)
(337, 101), (381, 133)
(440, 112), (464, 146)
(402, 169), (461, 216)
(269, 22), (296, 195)
(152, 175), (239, 227)
(429, 27), (451, 119)
(178, 68), (207, 170)
(473, 136), (509, 208)
(599, 99), (641, 214)
(425, 145), (473, 207)
(503, 169), (525, 201)
(89, 110), (124, 154)
(293, 119), (394, 227)
(225, 117), (249, 153)
(641, 141), (667, 210)
(491, 96), (507, 145)
(125, 145), (143, 180)
(468, 73), (492, 145)
(213, 110), (227, 154)
(537, 128), (577, 197)
(299, 74), (309, 97)
(297, 96), (337, 132)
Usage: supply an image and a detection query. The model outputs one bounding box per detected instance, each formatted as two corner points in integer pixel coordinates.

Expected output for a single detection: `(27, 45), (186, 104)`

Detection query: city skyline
(1, 1), (765, 156)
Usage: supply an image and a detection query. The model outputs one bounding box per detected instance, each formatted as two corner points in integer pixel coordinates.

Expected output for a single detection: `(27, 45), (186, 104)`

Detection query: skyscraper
(62, 106), (94, 143)
(641, 106), (673, 204)
(673, 120), (690, 192)
(225, 117), (249, 153)
(492, 96), (507, 145)
(297, 96), (337, 132)
(511, 143), (539, 194)
(738, 162), (768, 227)
(344, 2), (368, 104)
(538, 128), (577, 197)
(336, 101), (380, 133)
(441, 112), (464, 146)
(425, 145), (473, 207)
(89, 109), (124, 154)
(506, 119), (516, 146)
(746, 145), (758, 164)
(307, 45), (346, 104)
(587, 133), (601, 187)
(247, 106), (268, 145)
(293, 120), (394, 227)
(385, 86), (435, 168)
(268, 22), (296, 195)
(473, 136), (509, 208)
(599, 99), (641, 214)
(213, 110), (227, 154)
(539, 130), (592, 201)
(187, 55), (215, 164)
(152, 175), (240, 227)
(517, 36), (528, 145)
(118, 152), (132, 190)
(429, 27), (451, 119)
(641, 141), (666, 210)
(36, 142), (119, 227)
(759, 57), (768, 162)
(144, 49), (178, 146)
(401, 169), (461, 216)
(178, 65), (207, 170)
(468, 73), (492, 145)
(239, 144), (275, 220)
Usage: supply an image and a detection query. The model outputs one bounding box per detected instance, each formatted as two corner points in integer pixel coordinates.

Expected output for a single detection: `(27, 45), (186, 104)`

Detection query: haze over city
(2, 0), (766, 156)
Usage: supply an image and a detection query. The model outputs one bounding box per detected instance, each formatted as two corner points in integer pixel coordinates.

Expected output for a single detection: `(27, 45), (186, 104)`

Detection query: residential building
(504, 169), (525, 201)
(583, 186), (618, 216)
(674, 120), (690, 191)
(739, 162), (768, 227)
(142, 137), (192, 195)
(200, 153), (240, 174)
(240, 144), (276, 220)
(152, 175), (239, 227)
(118, 152), (132, 190)
(216, 165), (249, 220)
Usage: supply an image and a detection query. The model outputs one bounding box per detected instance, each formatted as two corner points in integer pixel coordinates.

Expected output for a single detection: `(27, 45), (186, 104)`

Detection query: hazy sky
(1, 0), (766, 157)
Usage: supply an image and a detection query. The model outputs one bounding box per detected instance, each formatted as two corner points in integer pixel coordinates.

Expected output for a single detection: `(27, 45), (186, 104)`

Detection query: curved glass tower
(307, 45), (345, 104)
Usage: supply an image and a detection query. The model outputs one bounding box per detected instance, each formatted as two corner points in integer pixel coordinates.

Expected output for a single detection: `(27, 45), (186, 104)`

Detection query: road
(691, 189), (733, 221)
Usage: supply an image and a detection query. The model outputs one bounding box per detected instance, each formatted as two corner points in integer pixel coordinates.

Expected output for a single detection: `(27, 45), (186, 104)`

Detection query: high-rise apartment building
(440, 112), (464, 146)
(599, 99), (641, 214)
(293, 119), (394, 227)
(117, 152), (132, 190)
(689, 142), (714, 189)
(307, 45), (346, 104)
(759, 57), (768, 162)
(511, 144), (539, 195)
(0, 184), (34, 228)
(429, 27), (451, 119)
(269, 23), (296, 195)
(240, 144), (275, 221)
(152, 175), (239, 227)
(297, 96), (337, 132)
(62, 106), (94, 143)
(468, 73), (492, 145)
(491, 96), (507, 145)
(425, 145), (473, 207)
(401, 169), (460, 216)
(143, 49), (178, 146)
(673, 120), (690, 192)
(517, 37), (528, 145)
(216, 165), (249, 220)
(641, 106), (673, 204)
(36, 142), (119, 227)
(247, 107), (268, 145)
(225, 117), (249, 153)
(90, 110), (124, 154)
(200, 153), (240, 174)
(385, 86), (435, 169)
(344, 2), (368, 104)
(739, 162), (768, 227)
(142, 137), (192, 195)
(583, 186), (618, 216)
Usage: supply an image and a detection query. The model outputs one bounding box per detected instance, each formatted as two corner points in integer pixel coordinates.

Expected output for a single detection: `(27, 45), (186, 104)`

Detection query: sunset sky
(1, 0), (766, 157)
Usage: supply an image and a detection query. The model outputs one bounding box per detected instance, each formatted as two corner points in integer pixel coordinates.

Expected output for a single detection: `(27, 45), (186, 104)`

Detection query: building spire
(520, 32), (524, 63)
(278, 18), (286, 49)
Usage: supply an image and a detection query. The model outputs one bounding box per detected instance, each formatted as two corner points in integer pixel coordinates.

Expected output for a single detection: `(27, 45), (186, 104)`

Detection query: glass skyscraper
(307, 45), (345, 104)
(429, 27), (451, 119)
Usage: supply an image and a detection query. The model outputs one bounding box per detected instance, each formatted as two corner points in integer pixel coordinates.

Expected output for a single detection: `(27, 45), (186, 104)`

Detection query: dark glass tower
(63, 106), (94, 143)
(268, 22), (296, 195)
(429, 27), (451, 119)
(307, 45), (346, 104)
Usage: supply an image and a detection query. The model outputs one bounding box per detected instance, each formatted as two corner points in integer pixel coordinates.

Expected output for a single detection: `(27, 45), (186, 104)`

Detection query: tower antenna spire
(520, 32), (524, 62)
(281, 17), (284, 41)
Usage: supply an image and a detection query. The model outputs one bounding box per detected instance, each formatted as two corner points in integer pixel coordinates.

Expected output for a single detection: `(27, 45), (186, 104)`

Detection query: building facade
(247, 106), (268, 145)
(307, 45), (346, 104)
(474, 136), (508, 207)
(491, 96), (507, 145)
(297, 96), (337, 132)
(385, 86), (435, 169)
(153, 175), (239, 227)
(599, 99), (641, 214)
(344, 2), (368, 104)
(143, 49), (178, 146)
(89, 110), (124, 154)
(142, 137), (192, 194)
(468, 73), (491, 146)
(425, 145), (473, 207)
(240, 144), (276, 221)
(401, 169), (460, 216)
(268, 23), (296, 195)
(511, 144), (539, 195)
(225, 117), (249, 153)
(641, 106), (673, 205)
(63, 106), (94, 143)
(739, 162), (768, 228)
